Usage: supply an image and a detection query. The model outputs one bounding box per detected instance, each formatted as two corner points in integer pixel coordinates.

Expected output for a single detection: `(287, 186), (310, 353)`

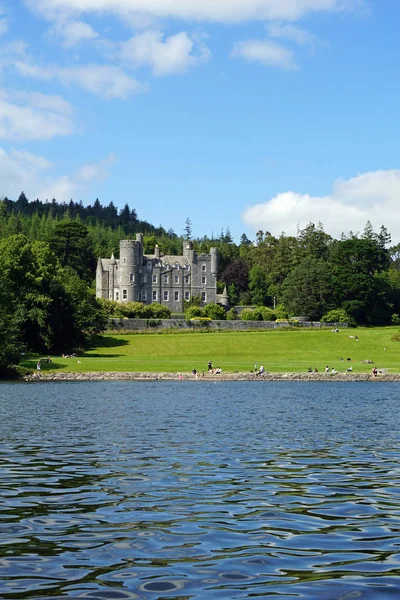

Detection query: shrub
(203, 303), (226, 320)
(321, 308), (351, 324)
(240, 308), (262, 321)
(185, 306), (204, 319)
(97, 298), (119, 317)
(113, 304), (129, 318)
(189, 317), (211, 326)
(392, 313), (400, 325)
(183, 294), (202, 310)
(274, 304), (289, 320)
(226, 308), (236, 320)
(112, 302), (172, 319)
(276, 318), (299, 326)
(148, 303), (171, 319)
(239, 291), (252, 305)
(115, 302), (151, 318)
(255, 306), (276, 321)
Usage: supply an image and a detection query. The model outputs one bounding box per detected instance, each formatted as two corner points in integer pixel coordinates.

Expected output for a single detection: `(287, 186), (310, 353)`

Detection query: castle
(96, 234), (228, 312)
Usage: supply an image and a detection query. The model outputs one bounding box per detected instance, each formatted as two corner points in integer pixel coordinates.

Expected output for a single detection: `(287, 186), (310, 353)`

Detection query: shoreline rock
(24, 371), (400, 382)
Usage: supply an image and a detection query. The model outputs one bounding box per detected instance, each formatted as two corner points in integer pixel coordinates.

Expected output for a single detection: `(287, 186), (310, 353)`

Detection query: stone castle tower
(96, 234), (227, 312)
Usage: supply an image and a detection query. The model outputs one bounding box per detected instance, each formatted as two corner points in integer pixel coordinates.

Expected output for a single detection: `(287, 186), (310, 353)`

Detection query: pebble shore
(25, 372), (400, 382)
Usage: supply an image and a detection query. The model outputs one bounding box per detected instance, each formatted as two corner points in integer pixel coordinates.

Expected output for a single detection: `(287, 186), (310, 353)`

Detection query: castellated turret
(183, 241), (195, 263)
(210, 247), (218, 276)
(109, 253), (116, 299)
(119, 240), (139, 302)
(135, 233), (143, 263)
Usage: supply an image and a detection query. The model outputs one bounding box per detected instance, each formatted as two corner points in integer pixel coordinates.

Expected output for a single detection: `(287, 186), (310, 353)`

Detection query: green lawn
(22, 327), (400, 374)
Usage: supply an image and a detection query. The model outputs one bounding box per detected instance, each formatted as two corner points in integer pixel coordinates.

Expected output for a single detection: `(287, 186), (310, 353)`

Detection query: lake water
(0, 381), (399, 599)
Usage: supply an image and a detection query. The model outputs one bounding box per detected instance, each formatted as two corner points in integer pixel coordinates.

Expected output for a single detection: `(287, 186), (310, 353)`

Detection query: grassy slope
(22, 327), (400, 374)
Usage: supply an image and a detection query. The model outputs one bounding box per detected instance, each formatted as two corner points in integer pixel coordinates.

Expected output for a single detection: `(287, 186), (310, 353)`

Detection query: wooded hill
(2, 192), (400, 329)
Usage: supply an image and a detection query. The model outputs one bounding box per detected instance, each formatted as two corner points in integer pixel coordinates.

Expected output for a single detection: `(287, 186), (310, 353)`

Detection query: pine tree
(184, 217), (192, 241)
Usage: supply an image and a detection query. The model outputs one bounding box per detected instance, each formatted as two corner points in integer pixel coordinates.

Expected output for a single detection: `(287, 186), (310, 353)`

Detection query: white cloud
(231, 39), (297, 70)
(0, 3), (8, 36)
(77, 153), (116, 182)
(0, 147), (72, 200)
(0, 18), (7, 36)
(267, 23), (322, 46)
(120, 30), (210, 76)
(0, 147), (116, 202)
(0, 90), (74, 140)
(21, 90), (73, 117)
(50, 19), (99, 47)
(61, 64), (144, 98)
(15, 60), (144, 99)
(242, 170), (400, 242)
(25, 0), (359, 25)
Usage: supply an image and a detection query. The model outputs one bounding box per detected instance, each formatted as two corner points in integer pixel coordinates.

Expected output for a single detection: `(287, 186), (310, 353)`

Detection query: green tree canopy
(49, 220), (94, 281)
(282, 258), (334, 320)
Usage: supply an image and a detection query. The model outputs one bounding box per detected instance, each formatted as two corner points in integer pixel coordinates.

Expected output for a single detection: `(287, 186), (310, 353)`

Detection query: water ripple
(0, 381), (399, 598)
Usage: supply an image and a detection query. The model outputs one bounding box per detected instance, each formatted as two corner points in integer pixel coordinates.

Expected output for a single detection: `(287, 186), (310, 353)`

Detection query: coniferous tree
(184, 217), (192, 241)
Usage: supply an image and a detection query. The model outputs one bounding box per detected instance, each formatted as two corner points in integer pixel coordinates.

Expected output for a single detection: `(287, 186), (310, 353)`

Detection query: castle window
(174, 275), (179, 283)
(174, 291), (179, 301)
(185, 276), (190, 284)
(152, 290), (157, 301)
(163, 291), (169, 301)
(202, 292), (207, 302)
(136, 290), (139, 300)
(142, 274), (147, 283)
(109, 293), (112, 300)
(185, 291), (190, 301)
(141, 290), (147, 301)
(130, 273), (134, 282)
(185, 265), (190, 271)
(164, 275), (169, 283)
(202, 264), (206, 271)
(147, 262), (152, 270)
(115, 292), (119, 301)
(123, 258), (126, 265)
(202, 276), (206, 284)
(152, 275), (157, 283)
(122, 289), (128, 300)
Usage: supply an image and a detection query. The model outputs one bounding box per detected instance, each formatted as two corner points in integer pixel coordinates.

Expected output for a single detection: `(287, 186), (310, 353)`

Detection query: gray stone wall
(109, 319), (348, 331)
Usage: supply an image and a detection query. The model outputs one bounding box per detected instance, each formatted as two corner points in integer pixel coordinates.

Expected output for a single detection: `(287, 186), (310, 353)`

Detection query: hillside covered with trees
(1, 192), (400, 375)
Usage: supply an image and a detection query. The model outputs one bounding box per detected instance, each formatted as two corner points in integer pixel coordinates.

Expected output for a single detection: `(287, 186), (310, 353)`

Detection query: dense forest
(1, 192), (400, 375)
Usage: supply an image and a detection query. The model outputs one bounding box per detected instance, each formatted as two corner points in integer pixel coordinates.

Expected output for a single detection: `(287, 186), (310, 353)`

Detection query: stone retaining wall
(25, 371), (399, 382)
(109, 318), (348, 331)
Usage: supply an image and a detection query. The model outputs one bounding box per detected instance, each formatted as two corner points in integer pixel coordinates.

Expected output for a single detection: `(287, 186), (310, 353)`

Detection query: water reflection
(0, 381), (399, 598)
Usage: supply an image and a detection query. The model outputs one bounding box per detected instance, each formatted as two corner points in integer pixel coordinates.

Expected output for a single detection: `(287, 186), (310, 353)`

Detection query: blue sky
(1, 0), (400, 242)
